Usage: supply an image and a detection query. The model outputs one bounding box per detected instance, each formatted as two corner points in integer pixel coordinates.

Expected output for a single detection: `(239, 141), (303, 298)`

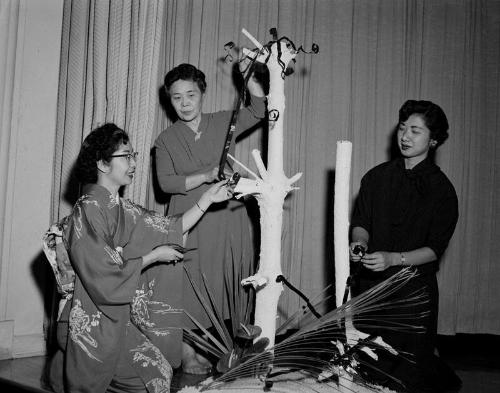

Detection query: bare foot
(182, 342), (212, 375)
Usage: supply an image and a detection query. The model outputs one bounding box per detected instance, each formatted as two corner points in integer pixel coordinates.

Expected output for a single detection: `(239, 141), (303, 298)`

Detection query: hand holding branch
(203, 180), (234, 203)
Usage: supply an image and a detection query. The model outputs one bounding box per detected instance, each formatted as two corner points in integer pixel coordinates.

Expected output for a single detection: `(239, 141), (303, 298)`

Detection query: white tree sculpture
(232, 29), (303, 348)
(179, 29), (405, 393)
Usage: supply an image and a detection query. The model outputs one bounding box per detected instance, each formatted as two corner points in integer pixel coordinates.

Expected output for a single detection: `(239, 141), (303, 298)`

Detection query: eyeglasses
(110, 152), (139, 163)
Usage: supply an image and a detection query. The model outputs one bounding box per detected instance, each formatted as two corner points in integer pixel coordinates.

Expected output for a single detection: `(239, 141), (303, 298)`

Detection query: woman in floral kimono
(48, 123), (232, 393)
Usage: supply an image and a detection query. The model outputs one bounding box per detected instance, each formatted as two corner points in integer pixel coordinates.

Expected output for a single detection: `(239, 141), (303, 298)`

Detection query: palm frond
(201, 268), (428, 392)
(276, 284), (333, 335)
(183, 266), (233, 353)
(183, 249), (256, 362)
(199, 271), (233, 349)
(183, 309), (228, 355)
(183, 328), (225, 358)
(224, 246), (254, 338)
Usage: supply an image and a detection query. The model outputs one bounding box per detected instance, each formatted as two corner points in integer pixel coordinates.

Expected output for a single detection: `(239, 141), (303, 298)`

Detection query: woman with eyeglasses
(48, 123), (233, 393)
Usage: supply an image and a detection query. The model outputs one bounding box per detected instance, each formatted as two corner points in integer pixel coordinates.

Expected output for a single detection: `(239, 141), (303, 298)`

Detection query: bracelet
(195, 201), (206, 213)
(400, 253), (406, 266)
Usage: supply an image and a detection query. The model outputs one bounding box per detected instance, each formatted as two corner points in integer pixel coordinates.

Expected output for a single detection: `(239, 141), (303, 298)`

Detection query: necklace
(186, 118), (202, 141)
(193, 129), (202, 141)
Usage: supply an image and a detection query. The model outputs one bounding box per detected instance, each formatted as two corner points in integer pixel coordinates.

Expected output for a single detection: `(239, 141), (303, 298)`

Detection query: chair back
(42, 217), (74, 319)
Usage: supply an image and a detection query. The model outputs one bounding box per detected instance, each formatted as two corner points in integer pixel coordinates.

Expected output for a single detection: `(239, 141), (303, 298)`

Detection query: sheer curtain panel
(52, 0), (165, 221)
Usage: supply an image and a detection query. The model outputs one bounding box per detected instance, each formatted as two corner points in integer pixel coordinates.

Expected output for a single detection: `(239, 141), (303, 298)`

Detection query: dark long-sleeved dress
(154, 96), (265, 328)
(47, 184), (184, 392)
(351, 157), (459, 391)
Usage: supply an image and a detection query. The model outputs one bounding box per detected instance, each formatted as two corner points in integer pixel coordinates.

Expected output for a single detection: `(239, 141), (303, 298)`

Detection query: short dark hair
(399, 100), (449, 146)
(75, 123), (129, 184)
(163, 63), (207, 95)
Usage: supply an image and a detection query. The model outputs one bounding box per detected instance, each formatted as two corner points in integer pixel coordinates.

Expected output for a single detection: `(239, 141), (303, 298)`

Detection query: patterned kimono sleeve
(124, 201), (185, 371)
(123, 199), (183, 251)
(67, 197), (142, 307)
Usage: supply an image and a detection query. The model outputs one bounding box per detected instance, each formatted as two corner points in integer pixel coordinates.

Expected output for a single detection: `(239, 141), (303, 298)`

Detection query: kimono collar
(82, 183), (119, 204)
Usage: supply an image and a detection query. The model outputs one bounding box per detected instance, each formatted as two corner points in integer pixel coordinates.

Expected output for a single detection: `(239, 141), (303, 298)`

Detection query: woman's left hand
(238, 51), (265, 97)
(238, 53), (255, 75)
(206, 180), (233, 203)
(361, 251), (397, 271)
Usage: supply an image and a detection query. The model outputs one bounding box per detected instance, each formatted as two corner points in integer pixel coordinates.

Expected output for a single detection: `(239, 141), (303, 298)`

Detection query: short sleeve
(154, 134), (187, 194)
(426, 185), (459, 258)
(351, 173), (372, 234)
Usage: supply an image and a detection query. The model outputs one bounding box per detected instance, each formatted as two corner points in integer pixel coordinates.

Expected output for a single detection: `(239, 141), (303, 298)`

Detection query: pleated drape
(0, 0), (20, 319)
(52, 0), (165, 220)
(52, 0), (500, 335)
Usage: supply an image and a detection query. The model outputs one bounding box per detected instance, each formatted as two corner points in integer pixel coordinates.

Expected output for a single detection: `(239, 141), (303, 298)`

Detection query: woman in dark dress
(350, 100), (460, 392)
(154, 63), (266, 373)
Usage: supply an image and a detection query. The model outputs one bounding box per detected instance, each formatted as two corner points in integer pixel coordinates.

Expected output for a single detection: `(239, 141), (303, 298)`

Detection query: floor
(1, 334), (499, 393)
(435, 334), (500, 393)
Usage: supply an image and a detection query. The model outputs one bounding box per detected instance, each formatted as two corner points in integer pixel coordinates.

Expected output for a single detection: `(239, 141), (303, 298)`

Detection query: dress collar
(396, 157), (438, 194)
(177, 113), (208, 141)
(396, 156), (436, 173)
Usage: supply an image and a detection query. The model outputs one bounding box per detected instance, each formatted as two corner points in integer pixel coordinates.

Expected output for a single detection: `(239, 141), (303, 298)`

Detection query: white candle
(334, 141), (352, 307)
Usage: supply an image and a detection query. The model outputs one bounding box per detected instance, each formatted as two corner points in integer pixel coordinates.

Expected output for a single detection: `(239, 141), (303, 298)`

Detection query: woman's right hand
(349, 241), (367, 262)
(204, 166), (233, 183)
(203, 180), (234, 204)
(142, 245), (183, 268)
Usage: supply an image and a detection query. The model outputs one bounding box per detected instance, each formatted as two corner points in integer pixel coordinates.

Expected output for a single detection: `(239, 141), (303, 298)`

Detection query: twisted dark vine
(225, 28), (320, 80)
(276, 274), (322, 319)
(218, 28), (319, 177)
(223, 41), (236, 63)
(268, 109), (280, 122)
(263, 27), (320, 79)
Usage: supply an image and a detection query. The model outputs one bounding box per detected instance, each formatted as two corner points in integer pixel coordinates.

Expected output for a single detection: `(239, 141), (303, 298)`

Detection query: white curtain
(52, 0), (165, 220)
(52, 0), (500, 335)
(0, 0), (20, 319)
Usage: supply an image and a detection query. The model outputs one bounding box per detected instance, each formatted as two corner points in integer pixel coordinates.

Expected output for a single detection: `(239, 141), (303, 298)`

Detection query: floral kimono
(46, 184), (184, 393)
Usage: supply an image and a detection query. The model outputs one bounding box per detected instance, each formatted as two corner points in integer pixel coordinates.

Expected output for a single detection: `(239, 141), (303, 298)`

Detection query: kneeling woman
(49, 123), (232, 393)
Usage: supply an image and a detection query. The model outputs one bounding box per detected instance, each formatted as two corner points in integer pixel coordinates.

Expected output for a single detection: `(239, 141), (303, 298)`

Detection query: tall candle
(334, 141), (352, 307)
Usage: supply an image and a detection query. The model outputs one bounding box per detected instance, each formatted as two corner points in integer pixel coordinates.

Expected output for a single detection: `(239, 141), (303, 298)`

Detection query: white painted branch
(233, 177), (264, 198)
(242, 48), (269, 64)
(242, 28), (264, 50)
(239, 29), (299, 349)
(333, 141), (355, 393)
(288, 172), (303, 186)
(227, 153), (259, 179)
(332, 141), (398, 392)
(251, 149), (269, 181)
(334, 141), (352, 308)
